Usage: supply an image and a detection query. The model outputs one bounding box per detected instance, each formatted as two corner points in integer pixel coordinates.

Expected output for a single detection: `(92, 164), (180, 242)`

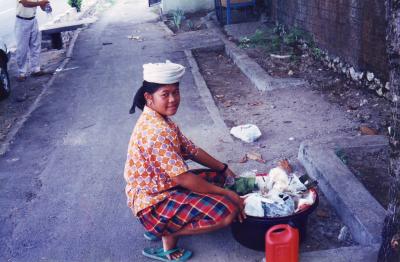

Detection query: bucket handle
(268, 224), (289, 235)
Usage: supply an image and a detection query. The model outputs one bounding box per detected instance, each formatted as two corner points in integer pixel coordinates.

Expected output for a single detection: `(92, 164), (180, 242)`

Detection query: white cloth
(15, 17), (41, 76)
(143, 61), (185, 84)
(16, 0), (38, 18)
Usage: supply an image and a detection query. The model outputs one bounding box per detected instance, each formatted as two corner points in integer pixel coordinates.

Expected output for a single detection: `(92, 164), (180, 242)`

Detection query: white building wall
(162, 0), (215, 13)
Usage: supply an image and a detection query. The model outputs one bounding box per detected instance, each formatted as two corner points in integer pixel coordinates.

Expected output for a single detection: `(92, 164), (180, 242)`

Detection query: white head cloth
(143, 60), (185, 84)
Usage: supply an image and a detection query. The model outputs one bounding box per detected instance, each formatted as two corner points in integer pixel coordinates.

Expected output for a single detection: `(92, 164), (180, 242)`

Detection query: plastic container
(265, 224), (299, 262)
(231, 188), (319, 251)
(44, 3), (52, 14)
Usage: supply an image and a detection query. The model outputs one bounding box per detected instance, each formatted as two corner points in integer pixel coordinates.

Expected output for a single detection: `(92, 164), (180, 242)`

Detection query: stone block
(271, 0), (388, 80)
(298, 136), (388, 245)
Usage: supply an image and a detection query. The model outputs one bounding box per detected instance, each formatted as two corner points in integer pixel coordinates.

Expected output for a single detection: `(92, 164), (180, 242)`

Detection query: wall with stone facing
(269, 0), (388, 80)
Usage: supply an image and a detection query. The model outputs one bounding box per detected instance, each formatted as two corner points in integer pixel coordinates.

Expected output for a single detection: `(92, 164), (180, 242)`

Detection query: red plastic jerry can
(265, 224), (299, 262)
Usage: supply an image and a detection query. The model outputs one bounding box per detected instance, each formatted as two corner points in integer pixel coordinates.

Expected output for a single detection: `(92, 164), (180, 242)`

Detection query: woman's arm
(19, 0), (48, 8)
(172, 171), (226, 195)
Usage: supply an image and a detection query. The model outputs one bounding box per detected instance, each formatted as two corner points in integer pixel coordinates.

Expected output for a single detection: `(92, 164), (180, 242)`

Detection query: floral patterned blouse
(124, 106), (198, 215)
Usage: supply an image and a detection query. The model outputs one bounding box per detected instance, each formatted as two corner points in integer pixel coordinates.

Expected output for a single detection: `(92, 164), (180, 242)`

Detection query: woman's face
(145, 84), (180, 116)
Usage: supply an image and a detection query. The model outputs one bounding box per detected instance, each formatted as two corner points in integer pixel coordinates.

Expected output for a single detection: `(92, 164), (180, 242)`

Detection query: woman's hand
(223, 167), (237, 179)
(224, 190), (246, 223)
(39, 0), (49, 9)
(223, 167), (237, 187)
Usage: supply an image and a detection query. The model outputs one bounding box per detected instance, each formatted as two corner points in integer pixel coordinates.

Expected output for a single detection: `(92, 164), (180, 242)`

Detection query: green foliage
(273, 25), (314, 56)
(186, 19), (194, 31)
(248, 30), (268, 45)
(311, 47), (323, 59)
(283, 26), (311, 47)
(283, 28), (300, 46)
(273, 22), (286, 37)
(238, 36), (251, 48)
(170, 9), (185, 30)
(270, 35), (281, 52)
(68, 0), (83, 12)
(290, 54), (301, 64)
(237, 22), (323, 59)
(239, 29), (268, 49)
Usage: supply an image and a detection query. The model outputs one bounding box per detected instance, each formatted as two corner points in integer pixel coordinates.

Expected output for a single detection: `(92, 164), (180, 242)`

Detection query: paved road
(0, 0), (71, 47)
(0, 0), (263, 261)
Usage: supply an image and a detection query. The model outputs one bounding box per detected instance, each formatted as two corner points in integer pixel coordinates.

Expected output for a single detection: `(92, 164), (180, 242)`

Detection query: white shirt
(16, 0), (38, 18)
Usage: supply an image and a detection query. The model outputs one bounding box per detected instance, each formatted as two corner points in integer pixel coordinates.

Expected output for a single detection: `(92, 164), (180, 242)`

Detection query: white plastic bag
(267, 167), (289, 192)
(243, 192), (295, 218)
(230, 124), (262, 143)
(255, 175), (270, 195)
(295, 190), (316, 213)
(255, 167), (289, 195)
(243, 193), (265, 217)
(287, 173), (307, 193)
(262, 192), (295, 217)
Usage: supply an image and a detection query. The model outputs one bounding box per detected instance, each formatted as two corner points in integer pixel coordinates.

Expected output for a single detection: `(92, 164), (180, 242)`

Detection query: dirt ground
(193, 49), (358, 161)
(229, 22), (392, 136)
(343, 147), (390, 209)
(194, 49), (356, 251)
(247, 50), (392, 134)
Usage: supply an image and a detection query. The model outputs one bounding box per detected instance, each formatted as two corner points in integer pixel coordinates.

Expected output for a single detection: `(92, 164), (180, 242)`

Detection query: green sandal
(142, 247), (192, 261)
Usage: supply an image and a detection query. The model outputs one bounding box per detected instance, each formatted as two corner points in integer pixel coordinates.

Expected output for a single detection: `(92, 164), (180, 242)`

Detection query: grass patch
(239, 23), (319, 58)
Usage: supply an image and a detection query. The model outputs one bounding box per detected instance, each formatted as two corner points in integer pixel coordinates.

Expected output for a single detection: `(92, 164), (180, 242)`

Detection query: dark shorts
(137, 170), (236, 237)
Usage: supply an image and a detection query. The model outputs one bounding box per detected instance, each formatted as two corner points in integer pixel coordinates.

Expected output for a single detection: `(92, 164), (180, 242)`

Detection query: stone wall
(269, 0), (388, 80)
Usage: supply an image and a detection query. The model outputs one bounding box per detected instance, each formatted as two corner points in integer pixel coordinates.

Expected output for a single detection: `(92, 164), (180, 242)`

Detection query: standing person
(15, 0), (50, 82)
(124, 61), (246, 261)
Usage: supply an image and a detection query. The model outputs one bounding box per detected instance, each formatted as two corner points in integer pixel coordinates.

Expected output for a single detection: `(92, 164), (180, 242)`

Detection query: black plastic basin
(231, 189), (319, 251)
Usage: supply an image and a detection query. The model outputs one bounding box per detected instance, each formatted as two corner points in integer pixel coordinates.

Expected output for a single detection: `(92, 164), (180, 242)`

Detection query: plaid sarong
(137, 170), (236, 237)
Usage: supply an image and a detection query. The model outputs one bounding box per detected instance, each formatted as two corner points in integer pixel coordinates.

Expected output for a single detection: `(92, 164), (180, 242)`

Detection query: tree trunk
(379, 1), (400, 261)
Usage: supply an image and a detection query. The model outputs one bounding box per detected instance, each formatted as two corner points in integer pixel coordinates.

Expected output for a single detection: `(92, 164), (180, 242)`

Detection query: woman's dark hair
(129, 81), (163, 114)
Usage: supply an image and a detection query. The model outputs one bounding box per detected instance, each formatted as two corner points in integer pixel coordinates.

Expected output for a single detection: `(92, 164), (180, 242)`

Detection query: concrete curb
(184, 49), (233, 143)
(158, 21), (175, 36)
(205, 20), (307, 92)
(0, 28), (83, 156)
(298, 135), (388, 245)
(223, 37), (274, 92)
(174, 30), (225, 51)
(300, 244), (380, 262)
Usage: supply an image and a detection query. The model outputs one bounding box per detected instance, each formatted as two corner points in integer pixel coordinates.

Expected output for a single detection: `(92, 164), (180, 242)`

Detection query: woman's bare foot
(162, 235), (184, 260)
